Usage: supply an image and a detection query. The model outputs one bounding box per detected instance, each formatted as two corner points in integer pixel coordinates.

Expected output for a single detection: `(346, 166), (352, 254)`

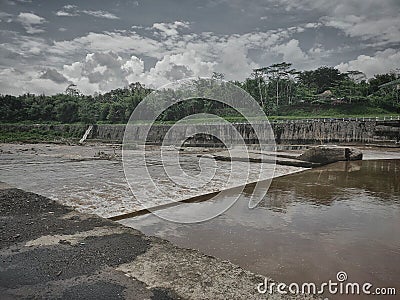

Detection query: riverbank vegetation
(0, 127), (78, 143)
(1, 63), (399, 124)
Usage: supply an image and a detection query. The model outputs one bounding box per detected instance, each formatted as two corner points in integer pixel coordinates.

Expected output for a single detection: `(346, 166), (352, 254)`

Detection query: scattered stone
(298, 145), (363, 165)
(94, 151), (121, 161)
(59, 239), (71, 245)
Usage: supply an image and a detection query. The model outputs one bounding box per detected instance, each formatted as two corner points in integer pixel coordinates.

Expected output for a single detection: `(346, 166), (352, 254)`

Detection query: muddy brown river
(0, 143), (302, 217)
(121, 159), (400, 299)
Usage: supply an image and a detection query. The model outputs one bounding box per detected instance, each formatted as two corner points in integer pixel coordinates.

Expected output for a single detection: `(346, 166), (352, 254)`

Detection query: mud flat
(0, 185), (315, 299)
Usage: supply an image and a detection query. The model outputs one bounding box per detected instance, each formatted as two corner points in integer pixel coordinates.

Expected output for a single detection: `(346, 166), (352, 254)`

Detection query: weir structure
(2, 117), (400, 145)
(87, 118), (400, 145)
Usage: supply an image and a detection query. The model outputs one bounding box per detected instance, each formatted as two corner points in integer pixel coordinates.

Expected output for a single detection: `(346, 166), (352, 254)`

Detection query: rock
(298, 145), (362, 165)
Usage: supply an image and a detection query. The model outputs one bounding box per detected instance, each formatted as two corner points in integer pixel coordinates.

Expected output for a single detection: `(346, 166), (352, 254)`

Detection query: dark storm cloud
(165, 65), (193, 80)
(0, 0), (399, 95)
(39, 68), (70, 84)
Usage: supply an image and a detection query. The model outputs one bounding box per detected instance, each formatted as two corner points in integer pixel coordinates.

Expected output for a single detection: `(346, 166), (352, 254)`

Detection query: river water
(121, 159), (400, 298)
(1, 143), (399, 298)
(0, 143), (301, 217)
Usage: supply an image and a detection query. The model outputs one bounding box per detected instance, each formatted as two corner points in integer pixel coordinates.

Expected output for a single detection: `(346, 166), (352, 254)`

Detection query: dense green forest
(1, 62), (399, 124)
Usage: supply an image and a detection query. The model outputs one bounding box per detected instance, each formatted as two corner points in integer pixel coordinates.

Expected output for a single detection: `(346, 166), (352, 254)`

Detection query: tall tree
(265, 62), (293, 107)
(299, 66), (345, 93)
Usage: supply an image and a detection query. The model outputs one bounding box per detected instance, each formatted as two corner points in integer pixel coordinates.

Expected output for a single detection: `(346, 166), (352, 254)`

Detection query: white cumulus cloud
(272, 39), (308, 64)
(16, 12), (46, 34)
(336, 49), (400, 78)
(152, 21), (190, 38)
(56, 5), (119, 19)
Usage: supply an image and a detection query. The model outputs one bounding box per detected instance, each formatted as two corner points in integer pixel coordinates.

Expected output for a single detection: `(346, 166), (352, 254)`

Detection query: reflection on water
(257, 160), (400, 209)
(121, 160), (400, 298)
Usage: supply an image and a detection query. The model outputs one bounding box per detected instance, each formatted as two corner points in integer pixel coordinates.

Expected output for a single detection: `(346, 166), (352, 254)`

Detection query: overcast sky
(0, 0), (399, 95)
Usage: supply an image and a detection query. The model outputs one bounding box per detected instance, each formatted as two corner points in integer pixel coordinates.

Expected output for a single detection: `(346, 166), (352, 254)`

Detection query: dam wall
(90, 119), (400, 145)
(2, 119), (399, 144)
(273, 120), (377, 144)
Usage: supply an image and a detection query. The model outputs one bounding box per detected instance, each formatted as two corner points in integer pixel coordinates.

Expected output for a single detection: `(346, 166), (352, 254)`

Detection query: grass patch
(275, 104), (397, 118)
(0, 129), (77, 143)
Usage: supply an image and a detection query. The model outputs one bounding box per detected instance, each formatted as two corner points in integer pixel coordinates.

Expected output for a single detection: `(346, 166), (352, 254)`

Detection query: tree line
(1, 63), (399, 124)
(238, 63), (399, 115)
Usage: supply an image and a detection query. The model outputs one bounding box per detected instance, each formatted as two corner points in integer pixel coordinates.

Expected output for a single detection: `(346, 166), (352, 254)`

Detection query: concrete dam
(89, 119), (400, 145)
(2, 119), (399, 144)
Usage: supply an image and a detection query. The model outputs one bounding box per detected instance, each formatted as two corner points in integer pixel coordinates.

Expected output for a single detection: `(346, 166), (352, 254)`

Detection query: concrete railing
(269, 116), (400, 124)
